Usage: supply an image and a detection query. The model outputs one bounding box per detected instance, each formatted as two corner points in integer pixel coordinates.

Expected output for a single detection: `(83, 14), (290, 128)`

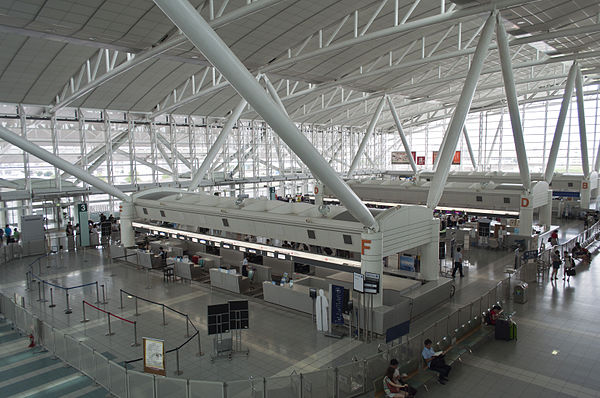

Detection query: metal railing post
(49, 288), (55, 308)
(175, 349), (183, 375)
(119, 289), (124, 309)
(101, 284), (107, 304)
(95, 281), (100, 304)
(197, 332), (204, 356)
(185, 315), (190, 338)
(81, 302), (89, 323)
(37, 281), (42, 302)
(106, 312), (114, 336)
(65, 291), (72, 314)
(41, 282), (47, 303)
(21, 296), (25, 308)
(131, 321), (140, 347)
(162, 304), (167, 326)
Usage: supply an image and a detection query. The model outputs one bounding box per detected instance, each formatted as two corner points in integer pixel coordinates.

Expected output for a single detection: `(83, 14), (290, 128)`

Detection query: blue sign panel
(399, 256), (415, 272)
(552, 191), (580, 198)
(386, 321), (410, 343)
(331, 285), (345, 325)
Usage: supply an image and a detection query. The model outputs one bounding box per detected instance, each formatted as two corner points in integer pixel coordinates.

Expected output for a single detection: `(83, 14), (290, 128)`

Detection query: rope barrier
(83, 300), (135, 324)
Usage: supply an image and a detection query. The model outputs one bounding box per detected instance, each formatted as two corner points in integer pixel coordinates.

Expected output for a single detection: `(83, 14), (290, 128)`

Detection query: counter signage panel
(331, 285), (345, 325)
(353, 272), (364, 293)
(363, 272), (380, 294)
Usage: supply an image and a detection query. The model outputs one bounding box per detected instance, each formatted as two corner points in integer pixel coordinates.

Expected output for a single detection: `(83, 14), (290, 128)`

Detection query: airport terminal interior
(1, 0), (600, 397)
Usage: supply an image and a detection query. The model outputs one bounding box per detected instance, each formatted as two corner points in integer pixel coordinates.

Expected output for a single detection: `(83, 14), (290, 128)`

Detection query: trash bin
(514, 283), (528, 304)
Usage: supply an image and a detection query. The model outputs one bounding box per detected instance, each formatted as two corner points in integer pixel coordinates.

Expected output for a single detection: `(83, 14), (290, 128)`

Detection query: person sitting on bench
(489, 305), (503, 325)
(422, 339), (451, 385)
(389, 359), (417, 397)
(572, 242), (590, 263)
(383, 366), (410, 397)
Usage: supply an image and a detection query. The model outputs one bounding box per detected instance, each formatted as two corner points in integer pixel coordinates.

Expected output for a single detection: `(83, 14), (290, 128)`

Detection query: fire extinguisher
(28, 333), (35, 348)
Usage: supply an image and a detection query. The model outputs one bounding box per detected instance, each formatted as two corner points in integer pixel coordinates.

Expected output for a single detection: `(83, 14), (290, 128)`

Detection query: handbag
(566, 268), (576, 276)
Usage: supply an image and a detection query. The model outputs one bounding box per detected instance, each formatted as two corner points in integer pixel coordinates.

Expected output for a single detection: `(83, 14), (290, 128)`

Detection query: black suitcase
(495, 319), (511, 341)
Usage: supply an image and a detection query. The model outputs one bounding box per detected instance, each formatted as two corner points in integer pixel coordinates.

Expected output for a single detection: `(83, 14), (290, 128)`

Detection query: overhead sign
(432, 151), (461, 165)
(353, 272), (364, 293)
(391, 151), (416, 165)
(143, 337), (165, 376)
(552, 191), (580, 198)
(416, 156), (425, 165)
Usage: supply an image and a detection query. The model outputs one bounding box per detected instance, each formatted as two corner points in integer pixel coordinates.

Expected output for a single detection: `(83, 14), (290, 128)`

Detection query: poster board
(330, 285), (345, 325)
(391, 151), (416, 165)
(143, 337), (165, 376)
(353, 272), (364, 293)
(432, 151), (461, 165)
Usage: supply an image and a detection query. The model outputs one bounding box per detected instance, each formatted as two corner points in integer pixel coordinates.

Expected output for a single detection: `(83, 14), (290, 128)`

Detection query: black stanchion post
(81, 301), (89, 323)
(95, 282), (100, 304)
(162, 304), (167, 326)
(25, 272), (30, 291)
(37, 281), (42, 302)
(65, 291), (72, 314)
(119, 290), (124, 309)
(131, 321), (140, 347)
(49, 288), (56, 308)
(135, 297), (139, 316)
(21, 296), (25, 308)
(106, 312), (114, 336)
(101, 284), (107, 304)
(185, 315), (190, 338)
(175, 349), (183, 375)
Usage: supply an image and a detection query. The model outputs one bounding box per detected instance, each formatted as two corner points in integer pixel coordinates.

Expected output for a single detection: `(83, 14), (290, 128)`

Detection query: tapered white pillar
(575, 67), (590, 178)
(387, 96), (418, 174)
(348, 96), (386, 178)
(427, 12), (496, 209)
(544, 62), (578, 183)
(496, 14), (531, 191)
(154, 0), (378, 231)
(539, 191), (553, 228)
(188, 98), (248, 190)
(120, 201), (135, 247)
(420, 218), (440, 281)
(518, 194), (534, 236)
(360, 231), (383, 307)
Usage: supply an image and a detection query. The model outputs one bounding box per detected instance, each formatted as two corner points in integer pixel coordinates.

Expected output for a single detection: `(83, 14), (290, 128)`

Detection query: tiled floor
(0, 217), (598, 397)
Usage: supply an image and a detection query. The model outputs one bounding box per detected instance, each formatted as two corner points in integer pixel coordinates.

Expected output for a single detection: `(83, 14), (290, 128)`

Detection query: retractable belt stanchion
(81, 301), (89, 323)
(49, 288), (55, 308)
(106, 311), (114, 336)
(197, 332), (203, 356)
(101, 284), (107, 304)
(21, 297), (25, 308)
(175, 349), (183, 375)
(95, 282), (100, 304)
(41, 281), (47, 303)
(162, 304), (167, 326)
(36, 281), (42, 302)
(65, 291), (72, 314)
(132, 321), (140, 347)
(185, 315), (190, 338)
(119, 290), (124, 309)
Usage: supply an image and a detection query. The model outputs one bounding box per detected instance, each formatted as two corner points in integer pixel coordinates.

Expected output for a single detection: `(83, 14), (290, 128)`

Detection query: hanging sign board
(391, 152), (415, 164)
(432, 151), (461, 165)
(416, 156), (425, 165)
(143, 337), (166, 376)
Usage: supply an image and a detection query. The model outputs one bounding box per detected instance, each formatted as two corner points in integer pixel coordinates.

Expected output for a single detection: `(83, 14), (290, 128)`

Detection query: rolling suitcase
(495, 319), (510, 340)
(509, 321), (517, 340)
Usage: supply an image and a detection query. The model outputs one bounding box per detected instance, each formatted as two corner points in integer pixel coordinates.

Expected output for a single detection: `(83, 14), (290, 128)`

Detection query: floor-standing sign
(143, 337), (166, 376)
(315, 289), (329, 332)
(77, 203), (90, 247)
(363, 272), (380, 342)
(352, 273), (364, 340)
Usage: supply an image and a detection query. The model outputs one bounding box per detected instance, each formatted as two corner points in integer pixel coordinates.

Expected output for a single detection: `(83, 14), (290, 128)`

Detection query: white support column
(518, 194), (534, 236)
(120, 201), (135, 247)
(0, 125), (131, 203)
(427, 12), (496, 209)
(360, 231), (383, 307)
(154, 0), (378, 230)
(544, 62), (578, 183)
(348, 96), (386, 178)
(462, 126), (477, 170)
(575, 67), (590, 178)
(496, 14), (531, 192)
(595, 140), (600, 173)
(420, 218), (440, 281)
(262, 75), (288, 116)
(387, 96), (418, 174)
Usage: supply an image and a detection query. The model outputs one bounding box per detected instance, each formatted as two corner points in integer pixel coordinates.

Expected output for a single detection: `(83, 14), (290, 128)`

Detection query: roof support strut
(154, 0), (378, 230)
(462, 126), (477, 170)
(575, 67), (590, 178)
(544, 61), (578, 184)
(348, 96), (386, 178)
(0, 125), (130, 203)
(387, 96), (418, 174)
(496, 13), (530, 191)
(427, 11), (496, 209)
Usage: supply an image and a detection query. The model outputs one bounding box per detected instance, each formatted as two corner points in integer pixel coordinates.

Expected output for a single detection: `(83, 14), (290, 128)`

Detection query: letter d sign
(521, 198), (529, 208)
(361, 239), (371, 255)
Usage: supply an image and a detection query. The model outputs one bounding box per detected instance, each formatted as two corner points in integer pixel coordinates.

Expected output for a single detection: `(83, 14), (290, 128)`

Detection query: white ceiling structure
(0, 0), (598, 129)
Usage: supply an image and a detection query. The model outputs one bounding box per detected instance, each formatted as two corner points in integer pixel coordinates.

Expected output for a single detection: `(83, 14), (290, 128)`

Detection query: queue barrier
(0, 275), (512, 398)
(27, 272), (102, 314)
(82, 300), (139, 346)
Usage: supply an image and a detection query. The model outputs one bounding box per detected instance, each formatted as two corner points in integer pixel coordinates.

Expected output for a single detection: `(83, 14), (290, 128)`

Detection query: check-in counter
(262, 276), (330, 314)
(168, 258), (204, 280)
(209, 268), (250, 294)
(248, 263), (272, 284)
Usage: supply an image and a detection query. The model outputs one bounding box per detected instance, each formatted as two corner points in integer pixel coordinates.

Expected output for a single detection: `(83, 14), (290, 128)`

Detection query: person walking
(4, 224), (12, 243)
(452, 247), (464, 278)
(551, 249), (561, 280)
